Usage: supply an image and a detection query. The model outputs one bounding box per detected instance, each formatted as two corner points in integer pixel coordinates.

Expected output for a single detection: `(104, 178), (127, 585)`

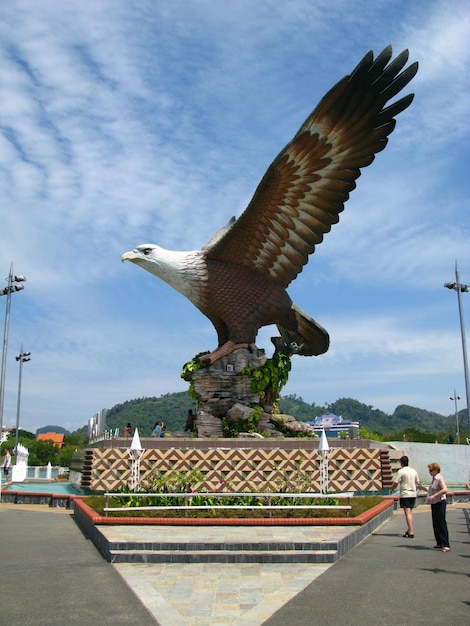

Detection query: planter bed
(74, 495), (394, 526)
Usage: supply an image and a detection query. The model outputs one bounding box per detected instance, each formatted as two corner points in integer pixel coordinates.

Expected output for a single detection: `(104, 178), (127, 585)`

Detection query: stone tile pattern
(113, 561), (332, 625)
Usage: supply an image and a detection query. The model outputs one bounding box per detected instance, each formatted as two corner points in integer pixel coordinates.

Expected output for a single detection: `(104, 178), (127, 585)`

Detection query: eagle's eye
(142, 248), (153, 256)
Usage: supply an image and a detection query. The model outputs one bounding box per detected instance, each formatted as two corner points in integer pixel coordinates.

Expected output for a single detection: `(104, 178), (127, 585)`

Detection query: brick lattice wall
(79, 441), (391, 493)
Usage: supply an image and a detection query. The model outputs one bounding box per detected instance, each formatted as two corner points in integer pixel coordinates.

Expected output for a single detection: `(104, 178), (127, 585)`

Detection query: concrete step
(109, 548), (339, 564)
(107, 541), (338, 552)
(107, 540), (340, 563)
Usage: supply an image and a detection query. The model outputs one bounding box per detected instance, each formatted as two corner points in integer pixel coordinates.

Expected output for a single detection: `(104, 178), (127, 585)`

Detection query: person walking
(390, 455), (421, 538)
(424, 462), (450, 552)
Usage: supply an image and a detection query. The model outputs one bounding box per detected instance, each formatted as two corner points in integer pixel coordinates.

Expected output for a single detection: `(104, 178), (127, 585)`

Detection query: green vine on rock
(222, 405), (262, 437)
(181, 352), (210, 403)
(241, 352), (291, 406)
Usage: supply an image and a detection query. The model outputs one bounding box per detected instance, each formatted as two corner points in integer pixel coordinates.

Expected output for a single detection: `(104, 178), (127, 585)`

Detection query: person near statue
(390, 455), (421, 538)
(184, 409), (195, 432)
(124, 423), (132, 438)
(3, 447), (11, 482)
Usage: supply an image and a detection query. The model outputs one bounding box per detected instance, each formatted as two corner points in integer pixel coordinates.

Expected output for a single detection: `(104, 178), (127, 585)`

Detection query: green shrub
(84, 493), (384, 519)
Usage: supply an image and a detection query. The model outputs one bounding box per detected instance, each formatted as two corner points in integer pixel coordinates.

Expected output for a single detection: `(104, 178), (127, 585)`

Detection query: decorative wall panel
(80, 442), (392, 493)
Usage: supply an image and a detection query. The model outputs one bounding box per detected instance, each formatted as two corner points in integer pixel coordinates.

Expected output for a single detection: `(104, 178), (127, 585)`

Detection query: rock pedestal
(192, 348), (265, 417)
(188, 347), (314, 438)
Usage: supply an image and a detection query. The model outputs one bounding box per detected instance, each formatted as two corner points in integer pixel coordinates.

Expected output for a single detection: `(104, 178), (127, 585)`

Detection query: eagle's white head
(122, 244), (205, 301)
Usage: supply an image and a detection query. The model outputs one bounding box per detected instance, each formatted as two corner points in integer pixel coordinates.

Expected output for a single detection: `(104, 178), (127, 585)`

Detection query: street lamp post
(444, 262), (470, 431)
(450, 390), (460, 445)
(0, 264), (26, 440)
(15, 344), (31, 457)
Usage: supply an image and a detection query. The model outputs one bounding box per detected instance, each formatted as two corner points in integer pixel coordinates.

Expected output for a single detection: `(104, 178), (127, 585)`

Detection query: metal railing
(88, 428), (119, 445)
(104, 491), (353, 517)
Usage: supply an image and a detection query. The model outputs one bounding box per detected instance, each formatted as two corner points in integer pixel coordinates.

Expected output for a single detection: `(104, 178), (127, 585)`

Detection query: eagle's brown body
(201, 259), (311, 349)
(123, 47), (418, 364)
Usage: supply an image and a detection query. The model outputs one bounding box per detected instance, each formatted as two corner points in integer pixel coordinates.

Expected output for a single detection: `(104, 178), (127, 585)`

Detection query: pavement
(0, 501), (468, 625)
(264, 503), (470, 626)
(0, 503), (156, 625)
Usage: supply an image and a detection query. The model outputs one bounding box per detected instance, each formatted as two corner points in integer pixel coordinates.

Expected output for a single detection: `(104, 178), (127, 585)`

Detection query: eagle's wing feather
(205, 47), (418, 288)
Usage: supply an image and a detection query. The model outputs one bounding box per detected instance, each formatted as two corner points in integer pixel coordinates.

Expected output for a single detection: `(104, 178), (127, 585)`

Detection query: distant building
(306, 413), (359, 438)
(88, 409), (108, 443)
(37, 432), (65, 448)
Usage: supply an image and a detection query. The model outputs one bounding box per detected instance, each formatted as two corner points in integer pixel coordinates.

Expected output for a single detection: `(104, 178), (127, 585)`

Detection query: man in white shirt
(390, 455), (421, 538)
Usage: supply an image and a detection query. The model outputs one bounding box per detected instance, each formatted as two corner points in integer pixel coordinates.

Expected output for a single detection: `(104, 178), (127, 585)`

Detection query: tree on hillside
(279, 394), (326, 421)
(105, 391), (195, 435)
(8, 428), (35, 441)
(392, 405), (451, 432)
(326, 398), (390, 433)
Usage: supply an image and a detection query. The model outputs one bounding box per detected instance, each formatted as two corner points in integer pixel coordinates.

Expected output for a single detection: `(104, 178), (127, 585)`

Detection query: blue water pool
(3, 481), (85, 495)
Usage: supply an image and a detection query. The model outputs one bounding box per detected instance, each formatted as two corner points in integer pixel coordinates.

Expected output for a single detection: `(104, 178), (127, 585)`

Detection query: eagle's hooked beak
(122, 251), (136, 263)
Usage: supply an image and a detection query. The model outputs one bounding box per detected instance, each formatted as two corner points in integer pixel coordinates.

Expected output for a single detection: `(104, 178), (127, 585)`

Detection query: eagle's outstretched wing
(205, 46), (418, 289)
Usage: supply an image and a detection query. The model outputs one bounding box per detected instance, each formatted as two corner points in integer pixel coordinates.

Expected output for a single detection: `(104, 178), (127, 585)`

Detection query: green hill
(279, 395), (457, 438)
(104, 391), (196, 437)
(36, 425), (70, 435)
(71, 392), (463, 440)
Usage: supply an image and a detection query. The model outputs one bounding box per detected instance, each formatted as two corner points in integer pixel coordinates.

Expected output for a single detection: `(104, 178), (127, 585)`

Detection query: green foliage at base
(241, 352), (291, 405)
(181, 353), (210, 404)
(269, 415), (316, 438)
(222, 406), (262, 437)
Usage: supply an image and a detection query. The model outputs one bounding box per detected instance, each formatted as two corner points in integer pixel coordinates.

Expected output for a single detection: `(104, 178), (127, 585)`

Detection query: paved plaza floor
(0, 502), (468, 625)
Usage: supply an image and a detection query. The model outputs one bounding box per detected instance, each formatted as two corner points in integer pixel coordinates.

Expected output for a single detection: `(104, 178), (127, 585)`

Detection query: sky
(0, 0), (469, 434)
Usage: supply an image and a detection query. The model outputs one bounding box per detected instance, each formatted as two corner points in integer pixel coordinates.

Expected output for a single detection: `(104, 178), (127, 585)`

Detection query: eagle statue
(123, 46), (418, 365)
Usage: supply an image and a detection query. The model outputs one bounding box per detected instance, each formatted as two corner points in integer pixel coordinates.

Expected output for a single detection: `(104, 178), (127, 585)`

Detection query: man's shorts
(399, 497), (416, 509)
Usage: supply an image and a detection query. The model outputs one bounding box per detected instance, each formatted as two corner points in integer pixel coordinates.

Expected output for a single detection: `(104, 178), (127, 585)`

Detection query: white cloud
(0, 0), (469, 431)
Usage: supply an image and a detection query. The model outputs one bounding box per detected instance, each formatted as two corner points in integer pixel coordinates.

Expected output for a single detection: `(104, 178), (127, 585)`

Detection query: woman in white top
(425, 462), (450, 552)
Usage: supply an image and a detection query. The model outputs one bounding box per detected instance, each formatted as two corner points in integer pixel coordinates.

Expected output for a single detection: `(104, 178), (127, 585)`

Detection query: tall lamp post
(450, 390), (460, 445)
(444, 262), (470, 431)
(15, 344), (31, 456)
(0, 265), (26, 440)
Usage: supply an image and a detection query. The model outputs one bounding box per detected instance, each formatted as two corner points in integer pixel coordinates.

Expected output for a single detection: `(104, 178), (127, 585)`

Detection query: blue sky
(0, 0), (469, 433)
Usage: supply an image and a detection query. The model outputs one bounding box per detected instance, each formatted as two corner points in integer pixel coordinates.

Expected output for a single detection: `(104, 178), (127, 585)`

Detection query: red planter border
(73, 495), (394, 527)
